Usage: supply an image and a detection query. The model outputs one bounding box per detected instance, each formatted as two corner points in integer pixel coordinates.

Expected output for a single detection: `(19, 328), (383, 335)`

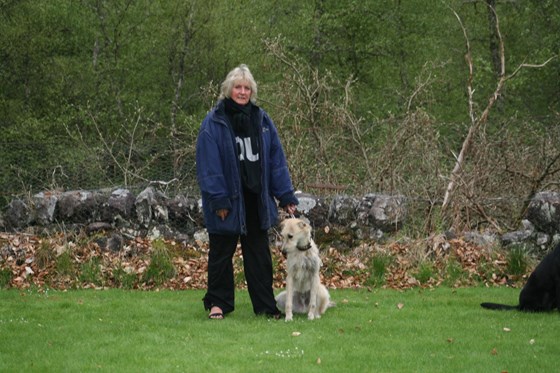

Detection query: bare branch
(406, 61), (438, 113)
(87, 110), (149, 186)
(441, 4), (555, 212)
(506, 55), (558, 81)
(263, 37), (330, 167)
(442, 5), (477, 210)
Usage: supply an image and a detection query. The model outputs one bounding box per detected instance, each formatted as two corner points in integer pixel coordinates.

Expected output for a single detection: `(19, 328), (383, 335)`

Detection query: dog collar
(297, 243), (312, 251)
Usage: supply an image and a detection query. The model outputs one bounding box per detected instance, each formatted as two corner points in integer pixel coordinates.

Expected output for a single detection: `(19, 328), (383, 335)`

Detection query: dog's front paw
(285, 313), (293, 322)
(307, 312), (315, 320)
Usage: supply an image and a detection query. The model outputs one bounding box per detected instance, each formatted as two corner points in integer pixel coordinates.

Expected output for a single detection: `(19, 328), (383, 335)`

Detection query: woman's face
(230, 80), (252, 105)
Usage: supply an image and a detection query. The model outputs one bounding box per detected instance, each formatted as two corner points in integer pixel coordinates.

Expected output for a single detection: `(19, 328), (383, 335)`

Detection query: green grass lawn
(0, 287), (557, 372)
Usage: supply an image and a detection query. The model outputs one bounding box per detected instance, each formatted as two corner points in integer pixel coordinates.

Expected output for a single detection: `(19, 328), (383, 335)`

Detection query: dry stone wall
(1, 188), (559, 251)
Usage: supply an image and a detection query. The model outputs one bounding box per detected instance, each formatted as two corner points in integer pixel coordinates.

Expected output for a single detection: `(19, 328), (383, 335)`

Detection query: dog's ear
(297, 220), (308, 230)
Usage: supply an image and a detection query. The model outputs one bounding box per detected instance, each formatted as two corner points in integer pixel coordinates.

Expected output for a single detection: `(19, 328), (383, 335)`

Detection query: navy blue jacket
(196, 100), (298, 235)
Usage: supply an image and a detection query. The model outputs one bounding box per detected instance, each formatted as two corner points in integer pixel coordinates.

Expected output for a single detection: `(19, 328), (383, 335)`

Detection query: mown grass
(0, 287), (557, 372)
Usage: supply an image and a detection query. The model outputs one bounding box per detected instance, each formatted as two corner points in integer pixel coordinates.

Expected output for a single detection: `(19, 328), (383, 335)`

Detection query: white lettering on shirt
(236, 137), (259, 162)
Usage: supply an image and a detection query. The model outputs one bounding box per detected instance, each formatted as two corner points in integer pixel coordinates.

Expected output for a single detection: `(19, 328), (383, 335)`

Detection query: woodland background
(1, 0), (559, 237)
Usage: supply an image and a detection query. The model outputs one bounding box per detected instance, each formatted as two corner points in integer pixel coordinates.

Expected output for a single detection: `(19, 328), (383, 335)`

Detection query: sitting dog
(481, 243), (560, 312)
(275, 218), (332, 321)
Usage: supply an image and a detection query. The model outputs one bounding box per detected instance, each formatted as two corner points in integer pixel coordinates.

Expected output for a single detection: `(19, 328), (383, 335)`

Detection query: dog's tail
(480, 302), (519, 311)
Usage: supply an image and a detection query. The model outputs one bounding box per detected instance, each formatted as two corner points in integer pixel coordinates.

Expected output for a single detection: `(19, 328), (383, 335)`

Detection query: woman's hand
(216, 209), (229, 221)
(284, 203), (297, 216)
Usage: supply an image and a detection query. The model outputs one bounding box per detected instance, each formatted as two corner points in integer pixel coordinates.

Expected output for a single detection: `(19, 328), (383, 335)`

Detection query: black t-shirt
(224, 99), (262, 194)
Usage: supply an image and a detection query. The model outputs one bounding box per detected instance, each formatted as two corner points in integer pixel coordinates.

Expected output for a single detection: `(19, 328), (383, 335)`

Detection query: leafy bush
(415, 262), (435, 284)
(79, 257), (103, 286)
(234, 256), (246, 287)
(142, 240), (176, 286)
(506, 245), (530, 276)
(443, 258), (468, 286)
(0, 268), (12, 288)
(55, 251), (75, 277)
(366, 253), (394, 287)
(35, 241), (55, 270)
(112, 265), (137, 289)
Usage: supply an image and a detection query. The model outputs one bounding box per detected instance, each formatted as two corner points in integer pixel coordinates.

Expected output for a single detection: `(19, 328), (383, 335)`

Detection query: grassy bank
(0, 287), (556, 372)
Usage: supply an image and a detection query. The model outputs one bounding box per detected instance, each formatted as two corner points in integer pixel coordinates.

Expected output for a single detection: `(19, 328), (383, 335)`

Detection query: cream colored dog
(275, 218), (332, 321)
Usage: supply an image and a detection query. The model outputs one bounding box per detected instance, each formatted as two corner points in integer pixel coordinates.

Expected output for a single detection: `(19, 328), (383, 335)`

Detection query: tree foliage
(0, 0), (559, 233)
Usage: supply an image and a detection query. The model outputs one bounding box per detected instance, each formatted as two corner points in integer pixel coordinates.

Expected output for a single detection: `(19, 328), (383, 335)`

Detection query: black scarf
(224, 98), (252, 134)
(224, 98), (262, 194)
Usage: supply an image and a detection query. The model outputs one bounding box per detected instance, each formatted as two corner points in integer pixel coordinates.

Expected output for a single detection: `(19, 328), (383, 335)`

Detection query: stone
(526, 191), (560, 235)
(4, 198), (31, 229)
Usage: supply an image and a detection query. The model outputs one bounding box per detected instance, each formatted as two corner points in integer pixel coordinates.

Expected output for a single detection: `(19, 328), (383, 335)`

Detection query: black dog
(481, 243), (560, 312)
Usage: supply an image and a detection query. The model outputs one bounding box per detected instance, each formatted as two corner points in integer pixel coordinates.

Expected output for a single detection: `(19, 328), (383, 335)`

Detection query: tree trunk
(486, 0), (501, 77)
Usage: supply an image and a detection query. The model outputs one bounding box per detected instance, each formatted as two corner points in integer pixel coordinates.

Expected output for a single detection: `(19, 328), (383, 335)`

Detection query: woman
(196, 64), (298, 319)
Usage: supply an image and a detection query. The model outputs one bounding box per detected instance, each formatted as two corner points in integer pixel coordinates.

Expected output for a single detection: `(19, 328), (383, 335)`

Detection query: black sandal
(208, 312), (224, 319)
(208, 306), (224, 319)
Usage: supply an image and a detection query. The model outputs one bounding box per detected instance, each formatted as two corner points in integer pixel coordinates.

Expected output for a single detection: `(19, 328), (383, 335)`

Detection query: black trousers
(203, 192), (280, 316)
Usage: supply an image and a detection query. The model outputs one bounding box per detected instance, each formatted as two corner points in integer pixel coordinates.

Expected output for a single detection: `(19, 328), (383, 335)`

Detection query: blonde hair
(219, 64), (258, 103)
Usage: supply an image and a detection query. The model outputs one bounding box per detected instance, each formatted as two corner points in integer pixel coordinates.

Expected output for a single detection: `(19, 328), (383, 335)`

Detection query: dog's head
(280, 218), (313, 256)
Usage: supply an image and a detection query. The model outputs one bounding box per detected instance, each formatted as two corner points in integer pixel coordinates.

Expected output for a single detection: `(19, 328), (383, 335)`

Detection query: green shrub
(415, 262), (435, 284)
(142, 240), (176, 286)
(112, 265), (137, 289)
(474, 255), (497, 282)
(35, 241), (55, 270)
(55, 251), (75, 277)
(506, 245), (529, 276)
(79, 257), (103, 285)
(0, 268), (12, 288)
(443, 258), (467, 286)
(366, 253), (393, 287)
(234, 256), (246, 287)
